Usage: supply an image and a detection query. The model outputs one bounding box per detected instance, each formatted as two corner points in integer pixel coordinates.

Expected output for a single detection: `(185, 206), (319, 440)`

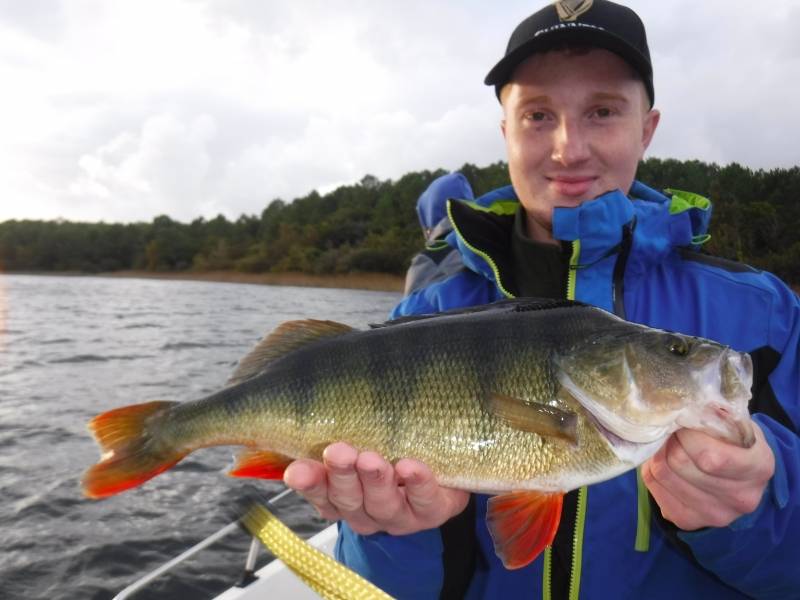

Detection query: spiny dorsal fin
(227, 319), (355, 387)
(370, 298), (585, 329)
(489, 393), (578, 444)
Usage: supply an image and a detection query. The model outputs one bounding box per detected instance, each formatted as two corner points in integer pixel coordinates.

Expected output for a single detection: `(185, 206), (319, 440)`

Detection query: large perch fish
(82, 299), (755, 569)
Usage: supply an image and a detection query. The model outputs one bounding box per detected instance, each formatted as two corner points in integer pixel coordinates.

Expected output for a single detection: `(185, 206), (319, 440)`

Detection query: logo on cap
(554, 0), (594, 22)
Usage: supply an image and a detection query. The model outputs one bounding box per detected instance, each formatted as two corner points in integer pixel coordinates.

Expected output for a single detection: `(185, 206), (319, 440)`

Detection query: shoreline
(8, 270), (405, 292)
(7, 270), (799, 296)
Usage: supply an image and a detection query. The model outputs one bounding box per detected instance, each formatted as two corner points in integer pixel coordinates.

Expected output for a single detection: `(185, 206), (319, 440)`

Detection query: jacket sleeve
(335, 523), (445, 599)
(390, 270), (501, 320)
(679, 279), (800, 599)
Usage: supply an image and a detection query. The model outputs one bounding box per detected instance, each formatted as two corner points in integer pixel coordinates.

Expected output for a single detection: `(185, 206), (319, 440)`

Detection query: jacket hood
(445, 181), (712, 294)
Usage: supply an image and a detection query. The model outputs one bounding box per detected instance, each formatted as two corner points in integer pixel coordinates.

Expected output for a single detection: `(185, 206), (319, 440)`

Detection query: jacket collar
(446, 181), (712, 293)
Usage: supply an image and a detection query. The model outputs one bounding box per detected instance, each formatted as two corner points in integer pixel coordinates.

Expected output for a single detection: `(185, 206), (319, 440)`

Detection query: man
(285, 1), (800, 598)
(403, 172), (473, 296)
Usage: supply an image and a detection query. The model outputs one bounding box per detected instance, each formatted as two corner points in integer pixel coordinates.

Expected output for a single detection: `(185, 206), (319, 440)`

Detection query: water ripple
(49, 354), (108, 364)
(0, 274), (400, 600)
(49, 354), (154, 364)
(120, 323), (164, 330)
(161, 342), (210, 350)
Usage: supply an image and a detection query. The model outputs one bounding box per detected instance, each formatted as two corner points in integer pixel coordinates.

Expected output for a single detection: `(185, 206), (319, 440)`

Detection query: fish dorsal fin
(489, 393), (578, 444)
(227, 319), (355, 387)
(486, 490), (564, 569)
(370, 298), (584, 329)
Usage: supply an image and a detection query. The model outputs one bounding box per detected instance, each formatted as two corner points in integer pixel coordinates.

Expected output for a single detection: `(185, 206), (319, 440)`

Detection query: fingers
(396, 459), (470, 527)
(283, 458), (341, 521)
(672, 425), (773, 481)
(323, 443), (381, 535)
(396, 459), (442, 514)
(661, 434), (741, 495)
(323, 443), (364, 512)
(641, 459), (712, 530)
(642, 423), (775, 530)
(643, 445), (740, 529)
(357, 452), (405, 524)
(286, 443), (470, 536)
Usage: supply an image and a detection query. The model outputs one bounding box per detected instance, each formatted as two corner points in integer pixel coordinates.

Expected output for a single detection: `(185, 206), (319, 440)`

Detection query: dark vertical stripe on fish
(368, 326), (414, 456)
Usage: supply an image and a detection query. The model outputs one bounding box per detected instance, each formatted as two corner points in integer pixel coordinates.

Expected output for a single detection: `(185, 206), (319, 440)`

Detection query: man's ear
(641, 109), (660, 151)
(501, 119), (507, 140)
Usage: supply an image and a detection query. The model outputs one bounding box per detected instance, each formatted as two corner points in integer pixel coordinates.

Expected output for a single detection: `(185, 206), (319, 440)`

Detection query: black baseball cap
(485, 0), (654, 107)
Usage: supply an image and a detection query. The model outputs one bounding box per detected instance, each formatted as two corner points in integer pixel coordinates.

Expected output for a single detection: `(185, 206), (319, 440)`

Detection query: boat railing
(112, 488), (294, 600)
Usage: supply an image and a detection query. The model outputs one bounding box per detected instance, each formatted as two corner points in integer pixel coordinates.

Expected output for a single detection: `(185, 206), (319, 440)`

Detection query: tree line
(1, 158), (798, 285)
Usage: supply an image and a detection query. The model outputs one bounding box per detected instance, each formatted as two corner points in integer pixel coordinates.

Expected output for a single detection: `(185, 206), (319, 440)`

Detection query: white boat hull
(213, 524), (339, 600)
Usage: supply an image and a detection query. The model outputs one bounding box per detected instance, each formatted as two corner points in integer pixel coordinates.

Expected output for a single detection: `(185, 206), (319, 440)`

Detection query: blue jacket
(336, 182), (800, 599)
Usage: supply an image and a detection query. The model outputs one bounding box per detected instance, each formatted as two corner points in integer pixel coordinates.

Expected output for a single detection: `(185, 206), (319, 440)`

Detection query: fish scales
(157, 304), (618, 491)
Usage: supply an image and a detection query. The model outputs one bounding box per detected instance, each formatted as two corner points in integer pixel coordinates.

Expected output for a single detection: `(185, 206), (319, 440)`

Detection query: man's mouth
(548, 176), (597, 197)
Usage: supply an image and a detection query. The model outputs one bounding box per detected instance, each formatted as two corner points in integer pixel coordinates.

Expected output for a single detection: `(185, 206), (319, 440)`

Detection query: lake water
(0, 274), (400, 600)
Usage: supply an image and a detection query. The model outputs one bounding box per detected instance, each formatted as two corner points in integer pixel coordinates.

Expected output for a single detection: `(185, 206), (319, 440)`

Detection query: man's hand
(641, 420), (775, 530)
(283, 442), (470, 536)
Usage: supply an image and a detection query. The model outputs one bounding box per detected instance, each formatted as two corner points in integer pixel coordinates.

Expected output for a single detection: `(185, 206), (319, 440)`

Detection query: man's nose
(551, 119), (590, 165)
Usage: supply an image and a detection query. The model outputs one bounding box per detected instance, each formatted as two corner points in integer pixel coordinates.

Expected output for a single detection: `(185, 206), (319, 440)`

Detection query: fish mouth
(675, 399), (756, 449)
(677, 348), (756, 449)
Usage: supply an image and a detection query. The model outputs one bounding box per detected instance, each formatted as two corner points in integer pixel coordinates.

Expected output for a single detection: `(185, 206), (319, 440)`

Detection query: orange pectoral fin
(228, 448), (294, 480)
(486, 490), (564, 570)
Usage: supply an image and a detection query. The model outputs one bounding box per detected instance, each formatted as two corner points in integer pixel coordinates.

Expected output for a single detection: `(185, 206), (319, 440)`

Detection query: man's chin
(552, 195), (591, 209)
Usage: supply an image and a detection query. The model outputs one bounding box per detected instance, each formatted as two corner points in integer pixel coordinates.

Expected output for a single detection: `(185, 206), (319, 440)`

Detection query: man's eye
(524, 111), (547, 122)
(593, 107), (614, 118)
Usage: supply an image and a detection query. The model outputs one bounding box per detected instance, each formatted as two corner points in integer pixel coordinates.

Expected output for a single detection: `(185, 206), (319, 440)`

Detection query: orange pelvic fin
(486, 490), (564, 570)
(82, 400), (185, 499)
(228, 448), (294, 480)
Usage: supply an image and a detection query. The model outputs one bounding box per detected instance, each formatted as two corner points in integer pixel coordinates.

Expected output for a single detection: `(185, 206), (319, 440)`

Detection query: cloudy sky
(1, 0), (798, 224)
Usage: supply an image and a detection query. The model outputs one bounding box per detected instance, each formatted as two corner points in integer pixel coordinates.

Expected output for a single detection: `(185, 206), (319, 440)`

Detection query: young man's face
(501, 48), (660, 244)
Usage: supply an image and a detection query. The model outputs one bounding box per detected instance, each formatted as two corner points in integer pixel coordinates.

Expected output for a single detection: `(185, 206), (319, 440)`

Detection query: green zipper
(567, 240), (586, 600)
(543, 241), (587, 600)
(567, 239), (581, 300)
(569, 486), (588, 600)
(635, 467), (651, 552)
(543, 546), (553, 600)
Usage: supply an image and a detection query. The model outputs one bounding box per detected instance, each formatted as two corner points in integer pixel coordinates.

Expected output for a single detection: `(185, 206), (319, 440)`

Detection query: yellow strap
(242, 503), (395, 600)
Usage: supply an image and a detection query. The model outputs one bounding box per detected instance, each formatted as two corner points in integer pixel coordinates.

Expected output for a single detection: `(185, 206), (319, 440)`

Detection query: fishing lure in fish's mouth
(83, 298), (755, 570)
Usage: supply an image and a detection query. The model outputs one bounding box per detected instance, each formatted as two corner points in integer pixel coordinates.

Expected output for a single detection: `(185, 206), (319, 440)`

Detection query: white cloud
(0, 0), (798, 223)
(633, 0), (800, 168)
(68, 114), (217, 221)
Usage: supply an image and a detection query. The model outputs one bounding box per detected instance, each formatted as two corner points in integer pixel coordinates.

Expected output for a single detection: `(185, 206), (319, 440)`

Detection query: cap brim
(485, 28), (652, 103)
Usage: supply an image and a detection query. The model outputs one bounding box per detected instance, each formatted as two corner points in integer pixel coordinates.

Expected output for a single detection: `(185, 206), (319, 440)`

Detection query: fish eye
(667, 337), (689, 357)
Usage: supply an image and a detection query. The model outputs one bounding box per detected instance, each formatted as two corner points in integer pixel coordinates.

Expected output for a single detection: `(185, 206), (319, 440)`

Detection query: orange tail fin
(82, 401), (186, 499)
